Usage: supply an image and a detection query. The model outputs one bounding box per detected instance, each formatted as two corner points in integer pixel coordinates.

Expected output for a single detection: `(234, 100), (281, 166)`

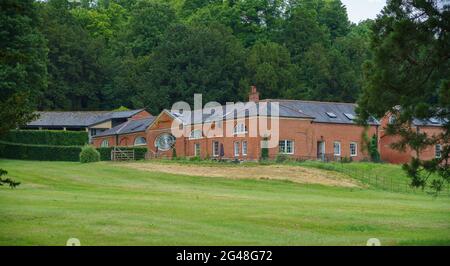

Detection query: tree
(357, 0), (449, 193)
(242, 42), (300, 99)
(0, 0), (47, 187)
(132, 23), (246, 113)
(37, 0), (107, 110)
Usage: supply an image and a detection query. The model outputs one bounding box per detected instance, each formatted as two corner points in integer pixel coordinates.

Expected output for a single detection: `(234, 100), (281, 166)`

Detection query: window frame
(134, 136), (147, 146)
(233, 123), (247, 135)
(212, 141), (219, 157)
(350, 142), (358, 157)
(435, 144), (442, 159)
(279, 140), (294, 155)
(189, 129), (203, 140)
(194, 143), (201, 157)
(100, 139), (109, 148)
(242, 141), (247, 156)
(333, 141), (341, 156)
(234, 141), (240, 157)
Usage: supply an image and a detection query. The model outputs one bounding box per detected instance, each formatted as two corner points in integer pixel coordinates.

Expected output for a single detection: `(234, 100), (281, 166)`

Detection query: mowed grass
(0, 159), (449, 246)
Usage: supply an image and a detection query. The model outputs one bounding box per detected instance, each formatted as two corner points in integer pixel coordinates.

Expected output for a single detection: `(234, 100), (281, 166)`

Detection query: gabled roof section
(264, 99), (380, 125)
(94, 117), (155, 137)
(26, 109), (146, 128)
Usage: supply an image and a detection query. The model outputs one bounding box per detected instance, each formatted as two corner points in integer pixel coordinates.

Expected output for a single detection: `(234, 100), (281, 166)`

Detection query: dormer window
(388, 115), (396, 124)
(233, 123), (247, 135)
(326, 112), (337, 118)
(189, 129), (203, 140)
(344, 113), (355, 120)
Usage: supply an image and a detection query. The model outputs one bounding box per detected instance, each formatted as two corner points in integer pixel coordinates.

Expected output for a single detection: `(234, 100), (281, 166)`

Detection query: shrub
(276, 153), (289, 163)
(79, 145), (100, 163)
(1, 130), (88, 146)
(0, 141), (81, 161)
(369, 135), (381, 162)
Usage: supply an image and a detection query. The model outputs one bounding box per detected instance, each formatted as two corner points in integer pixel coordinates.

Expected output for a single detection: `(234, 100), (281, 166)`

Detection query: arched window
(134, 136), (147, 146)
(189, 129), (202, 139)
(101, 139), (109, 147)
(233, 123), (247, 134)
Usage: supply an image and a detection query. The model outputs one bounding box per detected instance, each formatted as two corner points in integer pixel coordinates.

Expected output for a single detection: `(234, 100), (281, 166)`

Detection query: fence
(304, 161), (450, 196)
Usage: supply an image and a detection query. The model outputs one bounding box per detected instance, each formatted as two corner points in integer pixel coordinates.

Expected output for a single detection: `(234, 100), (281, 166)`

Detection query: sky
(341, 0), (387, 23)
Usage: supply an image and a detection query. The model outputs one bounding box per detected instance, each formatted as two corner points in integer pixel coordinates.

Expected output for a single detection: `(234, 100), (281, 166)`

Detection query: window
(279, 140), (294, 154)
(234, 142), (240, 157)
(189, 129), (202, 139)
(333, 141), (341, 156)
(435, 144), (442, 158)
(233, 123), (247, 134)
(350, 142), (357, 157)
(326, 112), (337, 118)
(344, 113), (355, 120)
(101, 139), (109, 147)
(388, 115), (396, 124)
(194, 143), (201, 157)
(242, 141), (247, 156)
(213, 141), (219, 157)
(134, 137), (147, 146)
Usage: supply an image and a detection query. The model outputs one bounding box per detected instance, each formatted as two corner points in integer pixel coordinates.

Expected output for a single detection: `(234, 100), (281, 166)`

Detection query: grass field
(0, 159), (449, 246)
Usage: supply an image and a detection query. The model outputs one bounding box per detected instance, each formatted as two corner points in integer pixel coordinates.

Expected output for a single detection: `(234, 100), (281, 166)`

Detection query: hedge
(0, 141), (148, 162)
(0, 141), (82, 161)
(97, 147), (147, 161)
(1, 130), (88, 146)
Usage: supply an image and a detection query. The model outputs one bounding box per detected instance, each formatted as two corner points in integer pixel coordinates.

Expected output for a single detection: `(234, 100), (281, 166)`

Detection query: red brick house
(379, 113), (445, 164)
(92, 88), (380, 161)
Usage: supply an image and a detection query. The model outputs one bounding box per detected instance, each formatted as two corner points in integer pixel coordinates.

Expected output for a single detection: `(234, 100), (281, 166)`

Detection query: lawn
(0, 159), (449, 246)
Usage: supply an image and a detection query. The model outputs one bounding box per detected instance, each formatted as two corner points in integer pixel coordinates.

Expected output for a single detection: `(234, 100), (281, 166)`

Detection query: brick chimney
(249, 85), (259, 102)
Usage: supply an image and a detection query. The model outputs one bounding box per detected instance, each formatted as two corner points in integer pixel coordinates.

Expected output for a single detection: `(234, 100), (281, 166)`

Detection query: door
(317, 141), (325, 161)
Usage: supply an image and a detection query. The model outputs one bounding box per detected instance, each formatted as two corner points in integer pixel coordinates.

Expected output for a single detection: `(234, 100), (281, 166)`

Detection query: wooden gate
(111, 147), (135, 161)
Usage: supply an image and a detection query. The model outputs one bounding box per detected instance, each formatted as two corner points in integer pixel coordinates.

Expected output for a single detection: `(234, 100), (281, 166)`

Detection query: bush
(1, 130), (88, 146)
(0, 141), (81, 161)
(275, 153), (289, 163)
(79, 145), (100, 163)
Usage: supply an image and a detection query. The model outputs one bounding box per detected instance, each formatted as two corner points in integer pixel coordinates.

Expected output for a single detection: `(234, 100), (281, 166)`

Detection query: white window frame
(233, 123), (247, 135)
(189, 129), (203, 140)
(435, 144), (442, 159)
(242, 141), (247, 156)
(194, 143), (201, 157)
(279, 140), (294, 154)
(134, 137), (147, 146)
(350, 142), (358, 157)
(234, 142), (240, 157)
(212, 141), (219, 157)
(333, 141), (341, 156)
(101, 139), (109, 148)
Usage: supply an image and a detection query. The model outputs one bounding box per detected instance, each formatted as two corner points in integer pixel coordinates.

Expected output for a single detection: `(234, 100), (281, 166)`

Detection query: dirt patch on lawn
(119, 162), (361, 188)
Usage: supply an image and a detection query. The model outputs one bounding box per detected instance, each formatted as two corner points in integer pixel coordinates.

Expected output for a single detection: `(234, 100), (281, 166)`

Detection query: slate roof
(412, 118), (448, 127)
(26, 109), (146, 128)
(95, 117), (155, 137)
(168, 100), (379, 125)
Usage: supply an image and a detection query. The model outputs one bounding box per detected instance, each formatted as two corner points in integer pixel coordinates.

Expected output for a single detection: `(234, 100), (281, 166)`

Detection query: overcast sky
(341, 0), (386, 23)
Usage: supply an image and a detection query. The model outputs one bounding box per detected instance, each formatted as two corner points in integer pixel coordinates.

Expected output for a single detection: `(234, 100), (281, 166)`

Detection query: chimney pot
(249, 85), (259, 102)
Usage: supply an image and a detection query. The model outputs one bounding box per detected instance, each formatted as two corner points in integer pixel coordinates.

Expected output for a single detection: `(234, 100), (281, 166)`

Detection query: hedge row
(0, 141), (81, 161)
(1, 130), (88, 146)
(0, 141), (148, 162)
(97, 147), (147, 161)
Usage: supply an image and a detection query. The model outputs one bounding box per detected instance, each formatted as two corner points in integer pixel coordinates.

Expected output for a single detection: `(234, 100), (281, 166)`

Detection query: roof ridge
(262, 99), (357, 105)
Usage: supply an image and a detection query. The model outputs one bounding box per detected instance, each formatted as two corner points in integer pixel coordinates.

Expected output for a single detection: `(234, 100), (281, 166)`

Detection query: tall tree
(0, 0), (47, 187)
(357, 0), (450, 193)
(132, 23), (246, 113)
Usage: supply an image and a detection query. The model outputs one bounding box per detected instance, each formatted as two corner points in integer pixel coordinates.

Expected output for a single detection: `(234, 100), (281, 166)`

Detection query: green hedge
(97, 147), (147, 161)
(0, 141), (147, 162)
(0, 141), (82, 161)
(1, 130), (88, 146)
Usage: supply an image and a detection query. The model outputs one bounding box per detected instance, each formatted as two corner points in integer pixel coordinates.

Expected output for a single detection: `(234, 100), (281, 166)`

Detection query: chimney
(249, 85), (259, 102)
